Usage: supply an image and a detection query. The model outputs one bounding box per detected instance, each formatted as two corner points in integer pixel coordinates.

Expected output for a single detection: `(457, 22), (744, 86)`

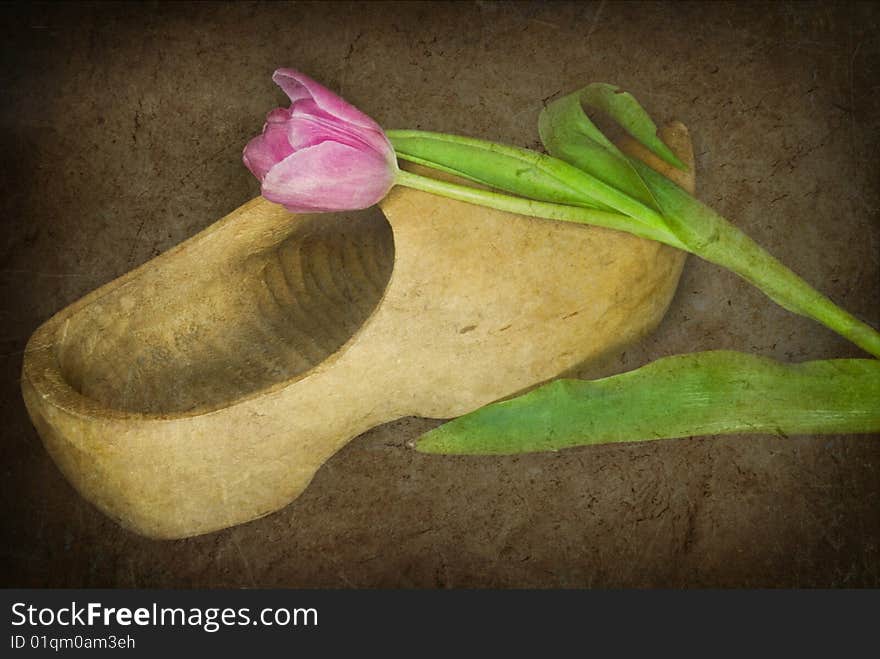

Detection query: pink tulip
(243, 68), (397, 213)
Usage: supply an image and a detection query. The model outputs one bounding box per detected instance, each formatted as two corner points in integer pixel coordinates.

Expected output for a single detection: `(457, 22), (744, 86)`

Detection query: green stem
(394, 169), (688, 249)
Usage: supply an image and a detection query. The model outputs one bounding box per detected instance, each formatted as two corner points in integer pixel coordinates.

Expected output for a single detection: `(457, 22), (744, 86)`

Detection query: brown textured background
(2, 1), (878, 587)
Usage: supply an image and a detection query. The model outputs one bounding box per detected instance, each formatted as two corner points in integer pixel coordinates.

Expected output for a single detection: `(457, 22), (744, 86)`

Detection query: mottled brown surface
(2, 1), (878, 587)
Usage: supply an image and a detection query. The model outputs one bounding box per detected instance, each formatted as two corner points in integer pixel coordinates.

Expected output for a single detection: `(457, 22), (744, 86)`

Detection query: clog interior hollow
(56, 208), (394, 414)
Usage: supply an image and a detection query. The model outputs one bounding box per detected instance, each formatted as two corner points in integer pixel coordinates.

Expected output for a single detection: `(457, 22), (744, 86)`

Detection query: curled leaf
(541, 83), (880, 358)
(539, 83), (686, 195)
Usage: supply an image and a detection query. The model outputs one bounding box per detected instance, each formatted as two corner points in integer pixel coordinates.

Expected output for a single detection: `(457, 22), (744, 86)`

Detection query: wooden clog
(21, 123), (695, 538)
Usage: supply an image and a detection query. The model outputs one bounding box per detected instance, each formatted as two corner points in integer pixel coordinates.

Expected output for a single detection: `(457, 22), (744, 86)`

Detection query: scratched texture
(1, 1), (878, 587)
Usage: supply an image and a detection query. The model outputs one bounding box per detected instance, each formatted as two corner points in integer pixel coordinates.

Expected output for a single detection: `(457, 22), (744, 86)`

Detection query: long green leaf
(389, 129), (611, 209)
(415, 352), (880, 455)
(629, 158), (880, 357)
(388, 129), (671, 235)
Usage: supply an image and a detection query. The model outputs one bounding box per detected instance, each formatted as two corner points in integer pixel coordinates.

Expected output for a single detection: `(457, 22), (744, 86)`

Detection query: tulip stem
(395, 166), (880, 359)
(393, 168), (688, 249)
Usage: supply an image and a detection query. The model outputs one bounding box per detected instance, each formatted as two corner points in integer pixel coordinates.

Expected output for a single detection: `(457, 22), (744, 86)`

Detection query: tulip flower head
(243, 68), (398, 213)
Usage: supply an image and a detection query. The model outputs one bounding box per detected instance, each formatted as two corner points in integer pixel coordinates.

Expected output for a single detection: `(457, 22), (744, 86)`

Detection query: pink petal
(260, 140), (396, 213)
(272, 68), (384, 134)
(242, 118), (295, 181)
(288, 99), (394, 157)
(266, 107), (291, 124)
(283, 112), (376, 153)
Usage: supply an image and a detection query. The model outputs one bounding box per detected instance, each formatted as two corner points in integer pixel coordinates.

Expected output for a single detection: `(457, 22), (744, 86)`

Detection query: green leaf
(579, 83), (685, 170)
(415, 351), (880, 455)
(387, 129), (671, 236)
(538, 83), (686, 212)
(629, 158), (880, 357)
(389, 129), (612, 210)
